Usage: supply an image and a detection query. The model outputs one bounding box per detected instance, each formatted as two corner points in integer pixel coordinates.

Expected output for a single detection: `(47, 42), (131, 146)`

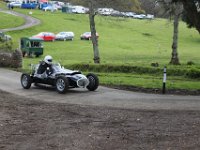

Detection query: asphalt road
(0, 68), (199, 110)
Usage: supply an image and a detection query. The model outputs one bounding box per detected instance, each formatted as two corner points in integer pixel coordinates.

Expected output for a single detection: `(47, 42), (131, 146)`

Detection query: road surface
(0, 8), (199, 111)
(0, 68), (199, 110)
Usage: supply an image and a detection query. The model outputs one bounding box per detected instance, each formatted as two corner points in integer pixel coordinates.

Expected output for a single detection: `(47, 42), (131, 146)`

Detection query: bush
(0, 41), (13, 52)
(64, 64), (200, 79)
(65, 64), (162, 75)
(187, 61), (195, 65)
(185, 68), (200, 79)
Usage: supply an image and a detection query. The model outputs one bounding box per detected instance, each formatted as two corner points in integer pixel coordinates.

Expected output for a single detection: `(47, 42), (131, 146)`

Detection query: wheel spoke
(57, 79), (65, 91)
(22, 76), (28, 86)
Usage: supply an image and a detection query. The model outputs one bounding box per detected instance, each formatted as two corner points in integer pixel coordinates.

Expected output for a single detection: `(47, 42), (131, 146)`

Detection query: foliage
(0, 41), (13, 52)
(186, 68), (200, 79)
(139, 0), (157, 14)
(173, 0), (200, 33)
(64, 63), (200, 79)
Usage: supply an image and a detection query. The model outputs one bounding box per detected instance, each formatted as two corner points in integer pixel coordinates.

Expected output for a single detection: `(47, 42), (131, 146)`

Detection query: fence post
(162, 66), (167, 94)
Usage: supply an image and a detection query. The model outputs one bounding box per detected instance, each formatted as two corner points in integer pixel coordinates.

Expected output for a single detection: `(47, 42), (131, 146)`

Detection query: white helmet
(44, 55), (53, 65)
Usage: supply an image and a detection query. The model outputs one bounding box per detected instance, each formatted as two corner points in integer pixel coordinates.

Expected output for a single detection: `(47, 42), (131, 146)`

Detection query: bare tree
(88, 0), (99, 63)
(157, 0), (183, 65)
(170, 1), (183, 65)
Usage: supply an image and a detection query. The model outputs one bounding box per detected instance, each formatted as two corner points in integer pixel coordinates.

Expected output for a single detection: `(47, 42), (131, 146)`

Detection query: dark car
(80, 32), (99, 40)
(21, 63), (99, 94)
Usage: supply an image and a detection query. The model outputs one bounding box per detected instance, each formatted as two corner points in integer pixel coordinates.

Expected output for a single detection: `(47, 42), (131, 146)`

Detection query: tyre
(21, 74), (32, 89)
(86, 73), (99, 91)
(55, 76), (69, 94)
(35, 53), (40, 57)
(22, 51), (26, 57)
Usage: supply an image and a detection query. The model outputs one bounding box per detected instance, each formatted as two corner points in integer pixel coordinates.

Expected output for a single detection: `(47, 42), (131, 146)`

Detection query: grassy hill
(3, 7), (199, 66)
(1, 3), (200, 91)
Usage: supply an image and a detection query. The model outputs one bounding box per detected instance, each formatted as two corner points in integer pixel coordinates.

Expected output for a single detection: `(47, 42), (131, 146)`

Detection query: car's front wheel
(86, 73), (99, 91)
(55, 76), (69, 94)
(21, 74), (32, 89)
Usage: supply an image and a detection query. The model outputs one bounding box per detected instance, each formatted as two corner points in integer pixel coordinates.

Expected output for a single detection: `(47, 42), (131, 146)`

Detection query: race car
(20, 63), (99, 93)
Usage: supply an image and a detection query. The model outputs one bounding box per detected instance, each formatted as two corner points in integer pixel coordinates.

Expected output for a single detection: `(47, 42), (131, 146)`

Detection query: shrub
(64, 64), (200, 79)
(0, 41), (13, 52)
(187, 61), (195, 65)
(185, 68), (200, 79)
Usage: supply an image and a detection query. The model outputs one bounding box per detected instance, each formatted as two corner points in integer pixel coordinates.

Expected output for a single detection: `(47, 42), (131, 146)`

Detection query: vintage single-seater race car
(20, 63), (99, 93)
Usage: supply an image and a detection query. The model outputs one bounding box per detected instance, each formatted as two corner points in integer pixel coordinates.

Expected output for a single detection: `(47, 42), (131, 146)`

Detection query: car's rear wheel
(21, 74), (32, 89)
(56, 76), (69, 94)
(86, 73), (99, 91)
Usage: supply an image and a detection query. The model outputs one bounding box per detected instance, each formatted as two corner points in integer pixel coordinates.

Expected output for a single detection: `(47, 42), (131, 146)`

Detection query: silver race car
(21, 63), (99, 93)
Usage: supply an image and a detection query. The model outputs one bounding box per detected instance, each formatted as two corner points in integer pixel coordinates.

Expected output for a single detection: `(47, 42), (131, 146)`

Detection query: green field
(0, 2), (200, 90)
(0, 12), (24, 29)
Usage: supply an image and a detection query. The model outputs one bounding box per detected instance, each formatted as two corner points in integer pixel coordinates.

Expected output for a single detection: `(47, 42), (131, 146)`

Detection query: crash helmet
(44, 55), (53, 65)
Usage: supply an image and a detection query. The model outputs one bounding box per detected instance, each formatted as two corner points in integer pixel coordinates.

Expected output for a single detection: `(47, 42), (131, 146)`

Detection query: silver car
(0, 32), (12, 41)
(55, 32), (74, 41)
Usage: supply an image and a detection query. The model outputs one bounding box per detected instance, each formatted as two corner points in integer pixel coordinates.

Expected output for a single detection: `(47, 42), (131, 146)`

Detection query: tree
(157, 0), (183, 65)
(171, 0), (200, 33)
(88, 0), (100, 63)
(139, 0), (157, 15)
(170, 2), (183, 65)
(67, 0), (142, 63)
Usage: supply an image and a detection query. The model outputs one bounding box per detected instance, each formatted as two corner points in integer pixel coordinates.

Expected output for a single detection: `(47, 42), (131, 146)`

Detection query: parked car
(8, 1), (22, 7)
(21, 3), (38, 9)
(42, 5), (58, 11)
(55, 32), (74, 41)
(146, 14), (154, 19)
(0, 31), (12, 41)
(51, 1), (64, 9)
(32, 32), (56, 41)
(97, 8), (114, 16)
(124, 12), (136, 18)
(80, 32), (99, 40)
(133, 14), (146, 19)
(71, 5), (89, 14)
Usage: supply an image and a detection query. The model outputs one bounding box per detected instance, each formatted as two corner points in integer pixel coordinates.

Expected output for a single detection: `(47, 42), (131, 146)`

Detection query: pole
(162, 66), (167, 94)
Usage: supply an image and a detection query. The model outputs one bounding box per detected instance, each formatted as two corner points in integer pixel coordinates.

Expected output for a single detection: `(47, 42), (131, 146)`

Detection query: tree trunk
(89, 1), (100, 64)
(170, 3), (182, 65)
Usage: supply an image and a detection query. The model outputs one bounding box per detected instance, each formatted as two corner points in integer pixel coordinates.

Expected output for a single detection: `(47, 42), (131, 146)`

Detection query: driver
(37, 55), (54, 76)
